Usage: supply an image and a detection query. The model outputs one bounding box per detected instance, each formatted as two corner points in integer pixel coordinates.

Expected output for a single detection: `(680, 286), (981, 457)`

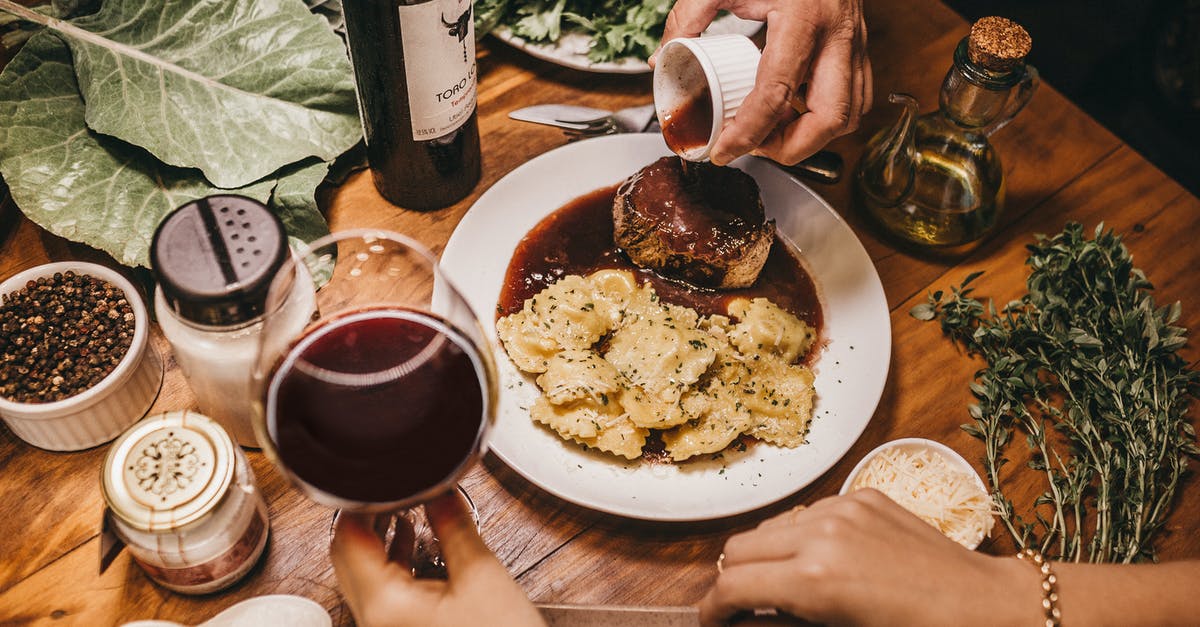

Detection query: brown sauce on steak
(497, 184), (823, 334)
(616, 156), (766, 259)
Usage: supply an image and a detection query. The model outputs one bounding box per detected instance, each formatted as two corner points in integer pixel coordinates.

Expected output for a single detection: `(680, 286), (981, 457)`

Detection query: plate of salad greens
(475, 0), (761, 74)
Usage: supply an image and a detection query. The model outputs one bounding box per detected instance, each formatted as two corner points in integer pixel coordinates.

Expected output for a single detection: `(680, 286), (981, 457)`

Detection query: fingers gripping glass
(252, 230), (497, 573)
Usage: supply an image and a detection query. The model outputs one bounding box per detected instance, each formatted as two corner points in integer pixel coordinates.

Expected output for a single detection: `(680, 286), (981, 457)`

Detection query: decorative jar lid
(102, 410), (235, 532)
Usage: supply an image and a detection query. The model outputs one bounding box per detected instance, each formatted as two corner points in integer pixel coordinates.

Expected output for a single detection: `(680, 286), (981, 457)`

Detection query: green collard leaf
(325, 142), (367, 186)
(306, 0), (345, 34)
(38, 0), (360, 188)
(50, 0), (99, 18)
(0, 31), (275, 266)
(269, 158), (331, 246)
(270, 157), (334, 286)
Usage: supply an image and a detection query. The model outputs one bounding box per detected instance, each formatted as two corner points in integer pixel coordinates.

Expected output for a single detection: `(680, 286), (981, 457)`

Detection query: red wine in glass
(265, 307), (488, 507)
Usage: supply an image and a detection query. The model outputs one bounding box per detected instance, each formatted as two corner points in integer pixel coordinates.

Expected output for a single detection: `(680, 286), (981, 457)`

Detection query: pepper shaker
(151, 195), (315, 447)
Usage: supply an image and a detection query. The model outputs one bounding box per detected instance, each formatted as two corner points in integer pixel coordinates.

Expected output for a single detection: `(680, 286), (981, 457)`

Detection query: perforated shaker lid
(102, 410), (236, 532)
(151, 195), (288, 327)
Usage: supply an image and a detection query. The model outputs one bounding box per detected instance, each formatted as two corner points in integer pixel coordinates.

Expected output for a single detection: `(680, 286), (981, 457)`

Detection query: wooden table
(3, 1), (1199, 624)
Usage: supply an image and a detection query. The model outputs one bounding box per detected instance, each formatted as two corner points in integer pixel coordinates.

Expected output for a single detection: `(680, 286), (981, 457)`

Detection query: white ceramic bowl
(840, 437), (990, 549)
(840, 437), (987, 495)
(0, 262), (164, 451)
(653, 34), (761, 161)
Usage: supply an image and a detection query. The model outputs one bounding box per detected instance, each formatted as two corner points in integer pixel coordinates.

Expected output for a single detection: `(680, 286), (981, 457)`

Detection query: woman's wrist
(961, 553), (1052, 627)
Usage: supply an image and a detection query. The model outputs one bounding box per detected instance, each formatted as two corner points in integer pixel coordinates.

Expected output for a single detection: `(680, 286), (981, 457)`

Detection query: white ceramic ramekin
(840, 437), (990, 549)
(653, 34), (761, 161)
(0, 262), (163, 451)
(840, 437), (987, 495)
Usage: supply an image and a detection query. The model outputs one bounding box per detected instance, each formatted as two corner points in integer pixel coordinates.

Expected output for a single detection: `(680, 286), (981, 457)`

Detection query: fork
(563, 119), (621, 139)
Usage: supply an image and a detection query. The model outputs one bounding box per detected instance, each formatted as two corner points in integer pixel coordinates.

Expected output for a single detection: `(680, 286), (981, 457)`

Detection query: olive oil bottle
(855, 17), (1038, 250)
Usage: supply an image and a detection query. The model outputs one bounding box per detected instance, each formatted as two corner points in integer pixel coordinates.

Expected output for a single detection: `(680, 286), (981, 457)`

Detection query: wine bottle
(342, 0), (482, 210)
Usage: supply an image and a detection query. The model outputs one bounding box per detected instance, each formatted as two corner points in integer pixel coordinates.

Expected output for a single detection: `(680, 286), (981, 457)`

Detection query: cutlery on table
(535, 603), (815, 626)
(508, 104), (844, 184)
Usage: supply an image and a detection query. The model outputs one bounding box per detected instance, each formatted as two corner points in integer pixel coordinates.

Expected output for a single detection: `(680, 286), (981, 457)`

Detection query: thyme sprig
(912, 223), (1200, 563)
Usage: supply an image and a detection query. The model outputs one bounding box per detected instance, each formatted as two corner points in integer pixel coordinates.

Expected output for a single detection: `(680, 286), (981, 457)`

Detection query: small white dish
(121, 594), (331, 627)
(841, 437), (990, 549)
(840, 437), (987, 495)
(653, 34), (760, 161)
(0, 261), (163, 451)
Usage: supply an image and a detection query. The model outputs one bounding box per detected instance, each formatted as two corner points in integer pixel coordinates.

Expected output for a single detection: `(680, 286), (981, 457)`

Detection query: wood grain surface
(2, 0), (1199, 624)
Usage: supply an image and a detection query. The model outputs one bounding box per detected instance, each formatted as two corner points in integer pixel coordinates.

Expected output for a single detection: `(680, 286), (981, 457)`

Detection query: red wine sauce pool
(267, 309), (486, 504)
(497, 185), (824, 337)
(661, 85), (714, 154)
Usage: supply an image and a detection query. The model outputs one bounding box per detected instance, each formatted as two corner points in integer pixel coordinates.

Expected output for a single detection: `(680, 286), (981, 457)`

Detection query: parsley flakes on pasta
(497, 270), (818, 461)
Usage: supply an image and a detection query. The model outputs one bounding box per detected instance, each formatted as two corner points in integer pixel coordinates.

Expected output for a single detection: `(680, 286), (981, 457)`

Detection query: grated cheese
(850, 447), (995, 548)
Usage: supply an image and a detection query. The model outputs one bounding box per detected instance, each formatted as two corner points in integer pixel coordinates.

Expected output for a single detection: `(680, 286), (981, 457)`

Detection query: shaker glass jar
(101, 410), (270, 594)
(152, 195), (316, 447)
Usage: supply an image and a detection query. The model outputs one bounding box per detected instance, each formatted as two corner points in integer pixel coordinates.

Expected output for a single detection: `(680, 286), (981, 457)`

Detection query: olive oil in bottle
(855, 17), (1038, 250)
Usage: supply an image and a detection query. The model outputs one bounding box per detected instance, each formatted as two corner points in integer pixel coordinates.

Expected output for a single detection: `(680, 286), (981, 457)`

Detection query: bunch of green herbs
(911, 223), (1200, 563)
(475, 0), (672, 63)
(0, 0), (361, 267)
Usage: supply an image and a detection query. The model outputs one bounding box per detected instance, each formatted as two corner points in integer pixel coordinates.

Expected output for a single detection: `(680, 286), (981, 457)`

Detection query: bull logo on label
(442, 5), (473, 63)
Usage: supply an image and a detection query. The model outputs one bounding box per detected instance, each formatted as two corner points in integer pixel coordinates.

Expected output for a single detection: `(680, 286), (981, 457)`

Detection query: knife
(535, 603), (813, 626)
(508, 104), (844, 184)
(536, 603), (699, 627)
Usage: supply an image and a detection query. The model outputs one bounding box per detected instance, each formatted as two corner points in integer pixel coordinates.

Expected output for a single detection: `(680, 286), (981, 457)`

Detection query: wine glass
(251, 229), (497, 574)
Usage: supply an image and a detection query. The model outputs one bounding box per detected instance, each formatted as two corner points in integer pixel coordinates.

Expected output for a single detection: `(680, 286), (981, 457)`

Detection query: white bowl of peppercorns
(0, 262), (163, 451)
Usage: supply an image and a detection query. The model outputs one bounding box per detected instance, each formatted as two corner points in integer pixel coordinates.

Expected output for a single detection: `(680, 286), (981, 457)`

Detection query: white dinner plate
(441, 134), (890, 520)
(491, 15), (762, 75)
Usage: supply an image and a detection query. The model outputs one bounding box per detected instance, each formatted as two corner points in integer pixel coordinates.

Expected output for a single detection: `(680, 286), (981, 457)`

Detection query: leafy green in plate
(479, 0), (760, 74)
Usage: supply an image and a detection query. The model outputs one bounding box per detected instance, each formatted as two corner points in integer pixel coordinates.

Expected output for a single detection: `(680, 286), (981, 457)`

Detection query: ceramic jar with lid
(101, 410), (269, 594)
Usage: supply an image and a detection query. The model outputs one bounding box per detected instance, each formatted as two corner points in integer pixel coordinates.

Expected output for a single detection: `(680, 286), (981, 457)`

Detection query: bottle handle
(982, 64), (1039, 137)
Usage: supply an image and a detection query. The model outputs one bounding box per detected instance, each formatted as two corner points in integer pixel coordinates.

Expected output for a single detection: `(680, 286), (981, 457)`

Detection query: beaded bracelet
(1016, 548), (1062, 627)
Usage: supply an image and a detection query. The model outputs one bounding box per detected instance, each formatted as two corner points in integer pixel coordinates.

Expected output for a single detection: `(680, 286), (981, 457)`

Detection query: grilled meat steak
(613, 157), (774, 289)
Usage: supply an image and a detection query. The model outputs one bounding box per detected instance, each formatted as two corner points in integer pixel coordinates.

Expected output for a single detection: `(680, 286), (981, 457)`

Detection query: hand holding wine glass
(330, 489), (546, 627)
(252, 229), (497, 572)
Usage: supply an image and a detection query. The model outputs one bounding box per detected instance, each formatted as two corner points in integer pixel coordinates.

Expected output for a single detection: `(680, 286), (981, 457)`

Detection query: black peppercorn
(0, 272), (135, 403)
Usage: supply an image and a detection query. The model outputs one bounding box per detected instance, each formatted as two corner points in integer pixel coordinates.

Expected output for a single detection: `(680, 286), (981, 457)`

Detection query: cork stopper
(968, 17), (1031, 72)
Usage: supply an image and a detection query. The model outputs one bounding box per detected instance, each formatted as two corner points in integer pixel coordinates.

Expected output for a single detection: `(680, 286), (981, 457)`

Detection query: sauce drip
(661, 85), (714, 154)
(497, 185), (823, 333)
(618, 157), (765, 260)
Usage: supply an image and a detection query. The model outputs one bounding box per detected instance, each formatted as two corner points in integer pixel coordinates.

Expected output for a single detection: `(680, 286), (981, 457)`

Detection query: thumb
(424, 489), (499, 580)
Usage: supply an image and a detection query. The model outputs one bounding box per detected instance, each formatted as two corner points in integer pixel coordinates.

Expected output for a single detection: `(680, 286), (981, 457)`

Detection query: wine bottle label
(398, 0), (477, 141)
